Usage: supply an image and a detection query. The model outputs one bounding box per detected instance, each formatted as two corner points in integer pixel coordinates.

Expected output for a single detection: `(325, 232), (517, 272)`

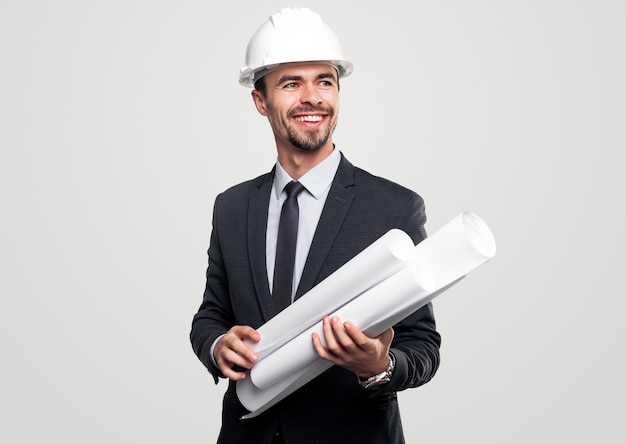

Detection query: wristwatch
(358, 352), (395, 390)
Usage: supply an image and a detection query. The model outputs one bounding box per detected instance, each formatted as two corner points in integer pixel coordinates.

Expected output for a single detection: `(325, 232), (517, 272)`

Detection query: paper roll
(237, 211), (497, 418)
(249, 263), (435, 390)
(246, 228), (416, 359)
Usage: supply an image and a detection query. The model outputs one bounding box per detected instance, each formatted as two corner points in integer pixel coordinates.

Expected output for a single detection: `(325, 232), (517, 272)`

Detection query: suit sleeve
(190, 193), (231, 383)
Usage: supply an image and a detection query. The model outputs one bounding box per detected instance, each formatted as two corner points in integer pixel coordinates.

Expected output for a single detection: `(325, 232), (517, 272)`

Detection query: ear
(251, 89), (269, 116)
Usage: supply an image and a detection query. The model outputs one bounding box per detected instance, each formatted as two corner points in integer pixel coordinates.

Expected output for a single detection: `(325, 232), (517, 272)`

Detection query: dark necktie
(272, 181), (306, 313)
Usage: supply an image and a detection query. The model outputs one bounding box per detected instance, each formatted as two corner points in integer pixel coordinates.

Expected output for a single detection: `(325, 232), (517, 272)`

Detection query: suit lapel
(248, 172), (275, 322)
(295, 155), (355, 299)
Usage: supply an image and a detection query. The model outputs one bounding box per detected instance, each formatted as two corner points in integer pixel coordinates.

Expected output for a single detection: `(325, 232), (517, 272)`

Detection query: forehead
(264, 63), (339, 85)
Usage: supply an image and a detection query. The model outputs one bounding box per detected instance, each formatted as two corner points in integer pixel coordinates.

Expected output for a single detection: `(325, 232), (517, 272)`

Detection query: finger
(222, 347), (256, 369)
(221, 364), (248, 381)
(377, 327), (394, 346)
(343, 321), (372, 351)
(236, 326), (261, 343)
(329, 316), (359, 351)
(222, 328), (260, 363)
(228, 340), (259, 364)
(217, 348), (256, 381)
(311, 332), (331, 360)
(321, 316), (339, 351)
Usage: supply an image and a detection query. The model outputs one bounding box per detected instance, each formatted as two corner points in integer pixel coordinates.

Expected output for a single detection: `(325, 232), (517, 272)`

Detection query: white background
(2, 1), (624, 442)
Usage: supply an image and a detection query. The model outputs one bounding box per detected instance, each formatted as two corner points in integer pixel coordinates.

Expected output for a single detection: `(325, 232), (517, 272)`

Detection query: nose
(300, 83), (322, 106)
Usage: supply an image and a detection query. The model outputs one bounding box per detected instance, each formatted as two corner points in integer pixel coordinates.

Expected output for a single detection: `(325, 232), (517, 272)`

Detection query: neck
(276, 142), (334, 179)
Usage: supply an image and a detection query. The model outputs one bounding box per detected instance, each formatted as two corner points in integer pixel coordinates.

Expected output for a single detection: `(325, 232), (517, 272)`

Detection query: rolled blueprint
(245, 228), (416, 359)
(249, 262), (436, 390)
(237, 211), (496, 418)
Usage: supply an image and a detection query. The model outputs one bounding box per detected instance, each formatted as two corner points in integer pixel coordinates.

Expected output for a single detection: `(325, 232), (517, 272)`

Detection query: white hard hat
(239, 7), (353, 87)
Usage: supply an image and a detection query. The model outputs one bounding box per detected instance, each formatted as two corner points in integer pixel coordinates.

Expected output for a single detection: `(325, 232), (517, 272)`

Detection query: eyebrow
(275, 71), (338, 85)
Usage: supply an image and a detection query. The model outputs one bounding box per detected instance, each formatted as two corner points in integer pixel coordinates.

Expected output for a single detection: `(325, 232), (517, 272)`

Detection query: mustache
(288, 106), (333, 117)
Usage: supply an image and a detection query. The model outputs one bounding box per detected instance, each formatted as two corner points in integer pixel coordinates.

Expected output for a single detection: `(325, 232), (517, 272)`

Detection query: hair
(254, 76), (267, 97)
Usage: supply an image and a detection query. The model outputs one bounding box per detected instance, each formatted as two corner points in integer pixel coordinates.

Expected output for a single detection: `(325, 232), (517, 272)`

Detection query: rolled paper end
(414, 211), (496, 289)
(413, 260), (437, 294)
(462, 211), (496, 259)
(386, 228), (419, 262)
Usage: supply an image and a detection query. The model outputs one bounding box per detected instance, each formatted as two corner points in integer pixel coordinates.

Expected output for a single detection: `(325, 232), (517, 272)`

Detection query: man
(191, 8), (441, 444)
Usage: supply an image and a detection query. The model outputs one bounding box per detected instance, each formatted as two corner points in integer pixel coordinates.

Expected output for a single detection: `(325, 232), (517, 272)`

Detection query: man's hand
(311, 316), (394, 378)
(214, 326), (260, 381)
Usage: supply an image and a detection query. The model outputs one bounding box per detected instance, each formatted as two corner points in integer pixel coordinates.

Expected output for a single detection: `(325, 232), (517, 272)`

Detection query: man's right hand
(214, 326), (261, 380)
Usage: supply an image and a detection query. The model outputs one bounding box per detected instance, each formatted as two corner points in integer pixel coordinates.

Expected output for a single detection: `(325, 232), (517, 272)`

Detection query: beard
(267, 103), (337, 152)
(286, 122), (333, 152)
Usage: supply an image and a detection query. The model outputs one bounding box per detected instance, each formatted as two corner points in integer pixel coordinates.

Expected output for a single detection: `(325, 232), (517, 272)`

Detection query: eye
(284, 82), (298, 89)
(319, 77), (337, 89)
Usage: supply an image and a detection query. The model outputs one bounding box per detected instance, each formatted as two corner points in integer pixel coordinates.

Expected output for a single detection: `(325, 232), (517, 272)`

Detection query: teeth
(295, 115), (323, 122)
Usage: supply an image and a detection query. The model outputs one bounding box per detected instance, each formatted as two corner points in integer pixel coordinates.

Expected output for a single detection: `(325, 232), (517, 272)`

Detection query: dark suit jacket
(191, 154), (441, 444)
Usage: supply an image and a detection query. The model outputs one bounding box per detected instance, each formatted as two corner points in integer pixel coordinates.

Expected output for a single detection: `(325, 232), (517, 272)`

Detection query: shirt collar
(273, 148), (341, 200)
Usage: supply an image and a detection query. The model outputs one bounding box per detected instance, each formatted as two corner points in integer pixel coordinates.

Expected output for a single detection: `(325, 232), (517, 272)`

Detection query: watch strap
(358, 352), (395, 390)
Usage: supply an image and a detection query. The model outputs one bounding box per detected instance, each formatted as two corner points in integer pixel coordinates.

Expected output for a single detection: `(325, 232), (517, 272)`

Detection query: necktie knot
(284, 181), (305, 199)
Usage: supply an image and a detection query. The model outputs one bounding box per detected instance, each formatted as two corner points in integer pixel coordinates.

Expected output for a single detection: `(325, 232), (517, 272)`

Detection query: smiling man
(190, 8), (441, 444)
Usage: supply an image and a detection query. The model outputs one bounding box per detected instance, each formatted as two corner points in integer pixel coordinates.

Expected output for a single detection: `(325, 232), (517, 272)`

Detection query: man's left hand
(311, 315), (393, 378)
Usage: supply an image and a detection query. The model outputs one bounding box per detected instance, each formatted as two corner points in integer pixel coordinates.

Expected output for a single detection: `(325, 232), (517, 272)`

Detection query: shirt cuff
(209, 334), (226, 367)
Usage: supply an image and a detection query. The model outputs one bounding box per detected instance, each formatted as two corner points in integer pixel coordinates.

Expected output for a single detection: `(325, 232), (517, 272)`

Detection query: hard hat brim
(239, 60), (353, 88)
